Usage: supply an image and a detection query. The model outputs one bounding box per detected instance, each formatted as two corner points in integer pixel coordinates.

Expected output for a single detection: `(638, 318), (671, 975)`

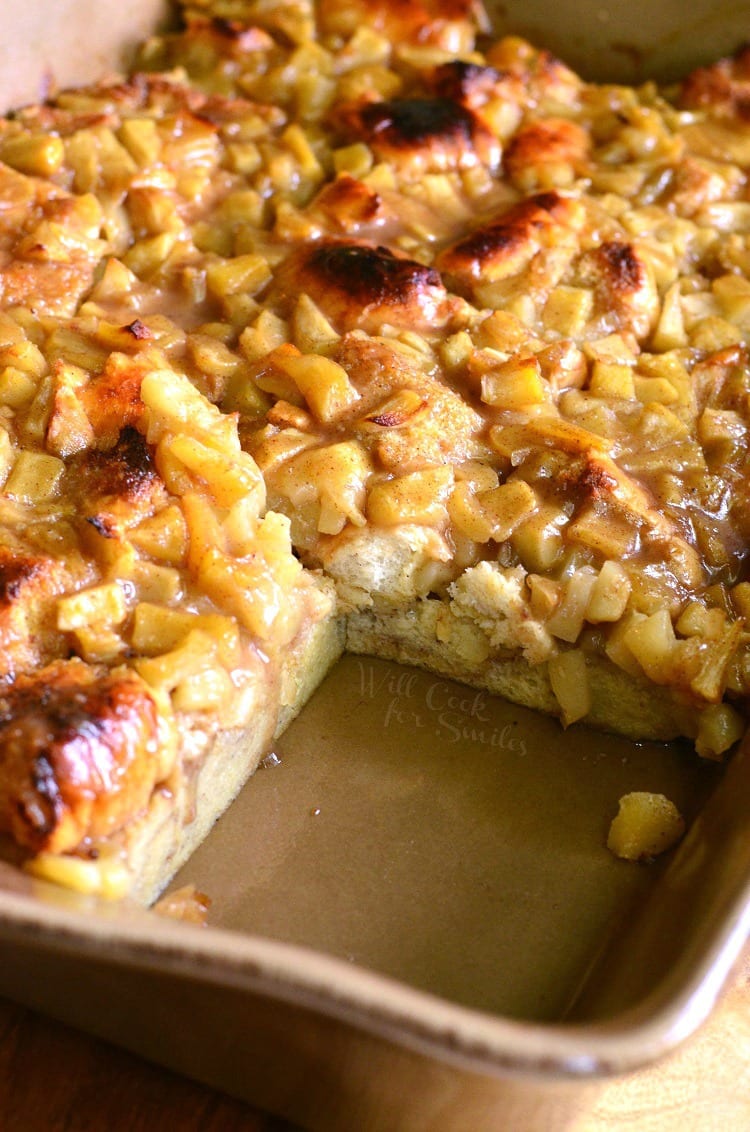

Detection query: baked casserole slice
(0, 0), (749, 899)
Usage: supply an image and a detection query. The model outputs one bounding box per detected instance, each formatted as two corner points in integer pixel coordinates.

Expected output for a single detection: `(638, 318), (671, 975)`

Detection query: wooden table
(0, 950), (748, 1132)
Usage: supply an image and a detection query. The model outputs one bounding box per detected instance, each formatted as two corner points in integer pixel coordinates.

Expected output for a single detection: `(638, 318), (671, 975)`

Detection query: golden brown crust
(66, 427), (167, 538)
(311, 175), (384, 233)
(0, 544), (81, 681)
(503, 118), (590, 187)
(341, 96), (501, 176)
(80, 356), (150, 448)
(436, 192), (585, 292)
(0, 660), (161, 854)
(272, 240), (462, 333)
(678, 44), (750, 115)
(430, 60), (505, 105)
(578, 240), (659, 339)
(0, 170), (103, 315)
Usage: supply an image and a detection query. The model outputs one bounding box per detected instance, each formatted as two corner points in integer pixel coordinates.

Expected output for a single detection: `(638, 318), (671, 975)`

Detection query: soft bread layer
(346, 603), (689, 744)
(86, 588), (686, 907)
(327, 528), (696, 741)
(125, 589), (687, 905)
(122, 612), (345, 905)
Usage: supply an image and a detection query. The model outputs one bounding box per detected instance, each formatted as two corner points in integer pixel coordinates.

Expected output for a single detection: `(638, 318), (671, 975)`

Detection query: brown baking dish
(0, 654), (747, 1129)
(1, 3), (750, 1129)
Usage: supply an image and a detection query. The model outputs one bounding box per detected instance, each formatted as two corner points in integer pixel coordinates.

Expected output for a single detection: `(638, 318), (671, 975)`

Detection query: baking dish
(0, 655), (748, 1130)
(1, 3), (750, 1129)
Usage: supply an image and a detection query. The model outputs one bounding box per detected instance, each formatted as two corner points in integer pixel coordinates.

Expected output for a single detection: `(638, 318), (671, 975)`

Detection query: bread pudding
(1, 0), (749, 900)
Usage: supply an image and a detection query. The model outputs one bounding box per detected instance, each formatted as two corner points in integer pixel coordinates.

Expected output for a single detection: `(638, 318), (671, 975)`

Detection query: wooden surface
(0, 950), (747, 1132)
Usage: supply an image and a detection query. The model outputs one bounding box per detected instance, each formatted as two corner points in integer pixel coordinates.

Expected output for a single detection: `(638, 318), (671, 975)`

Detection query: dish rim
(0, 829), (748, 1085)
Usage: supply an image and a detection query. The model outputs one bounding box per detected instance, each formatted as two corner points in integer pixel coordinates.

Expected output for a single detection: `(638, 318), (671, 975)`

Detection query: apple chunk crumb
(607, 792), (686, 862)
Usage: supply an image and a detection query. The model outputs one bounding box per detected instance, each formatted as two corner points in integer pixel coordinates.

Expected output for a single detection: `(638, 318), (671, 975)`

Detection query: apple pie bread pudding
(1, 0), (750, 899)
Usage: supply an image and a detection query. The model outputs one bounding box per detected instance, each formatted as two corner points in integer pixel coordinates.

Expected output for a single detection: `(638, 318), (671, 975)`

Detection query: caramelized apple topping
(2, 2), (750, 893)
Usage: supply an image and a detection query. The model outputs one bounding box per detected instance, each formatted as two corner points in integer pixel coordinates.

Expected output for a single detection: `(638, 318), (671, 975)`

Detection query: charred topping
(596, 242), (644, 294)
(191, 14), (275, 53)
(448, 219), (524, 263)
(28, 753), (61, 839)
(86, 515), (117, 539)
(368, 398), (428, 428)
(68, 427), (164, 539)
(508, 190), (564, 215)
(438, 192), (568, 277)
(431, 61), (500, 102)
(211, 15), (248, 39)
(0, 663), (159, 852)
(3, 665), (113, 731)
(123, 318), (151, 340)
(359, 97), (478, 149)
(679, 44), (750, 116)
(306, 243), (443, 306)
(0, 550), (44, 608)
(75, 427), (158, 504)
(560, 457), (619, 503)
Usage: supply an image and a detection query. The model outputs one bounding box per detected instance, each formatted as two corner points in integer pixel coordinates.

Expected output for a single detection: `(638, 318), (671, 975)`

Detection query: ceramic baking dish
(2, 4), (750, 1129)
(0, 655), (749, 1129)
